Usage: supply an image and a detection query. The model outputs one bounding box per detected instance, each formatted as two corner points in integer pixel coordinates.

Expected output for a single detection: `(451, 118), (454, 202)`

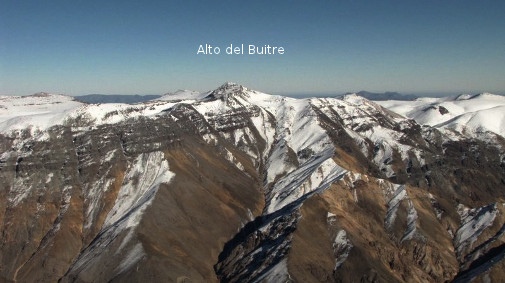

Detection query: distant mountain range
(351, 91), (419, 101)
(73, 91), (417, 104)
(74, 94), (161, 104)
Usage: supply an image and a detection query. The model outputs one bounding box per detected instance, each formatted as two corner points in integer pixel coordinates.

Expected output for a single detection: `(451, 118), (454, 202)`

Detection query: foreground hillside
(1, 84), (505, 282)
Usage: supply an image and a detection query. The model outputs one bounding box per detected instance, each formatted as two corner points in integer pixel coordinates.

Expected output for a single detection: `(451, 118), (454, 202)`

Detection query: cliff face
(1, 84), (505, 282)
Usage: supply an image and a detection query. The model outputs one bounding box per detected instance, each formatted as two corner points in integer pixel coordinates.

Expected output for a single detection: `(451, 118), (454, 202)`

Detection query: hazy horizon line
(2, 89), (504, 98)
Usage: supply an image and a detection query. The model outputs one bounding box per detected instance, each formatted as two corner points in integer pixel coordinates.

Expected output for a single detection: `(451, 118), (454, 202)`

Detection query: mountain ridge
(1, 82), (505, 282)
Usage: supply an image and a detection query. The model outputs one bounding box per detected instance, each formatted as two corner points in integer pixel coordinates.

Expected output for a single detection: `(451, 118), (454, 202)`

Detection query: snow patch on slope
(250, 108), (276, 160)
(384, 184), (407, 229)
(265, 140), (296, 184)
(69, 151), (174, 278)
(256, 97), (334, 184)
(455, 203), (498, 257)
(401, 199), (419, 242)
(343, 172), (364, 203)
(253, 259), (291, 283)
(224, 148), (245, 171)
(383, 183), (419, 241)
(104, 151), (174, 227)
(333, 229), (353, 270)
(116, 242), (144, 275)
(428, 193), (444, 220)
(265, 148), (347, 214)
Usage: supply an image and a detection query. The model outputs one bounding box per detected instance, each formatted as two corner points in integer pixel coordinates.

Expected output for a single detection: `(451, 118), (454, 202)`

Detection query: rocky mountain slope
(1, 83), (504, 282)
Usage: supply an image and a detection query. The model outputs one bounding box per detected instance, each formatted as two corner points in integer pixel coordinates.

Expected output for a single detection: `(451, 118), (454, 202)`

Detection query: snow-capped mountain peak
(204, 82), (251, 101)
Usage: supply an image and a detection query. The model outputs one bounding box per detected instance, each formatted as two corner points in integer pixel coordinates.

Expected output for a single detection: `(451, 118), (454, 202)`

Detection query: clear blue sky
(1, 0), (504, 95)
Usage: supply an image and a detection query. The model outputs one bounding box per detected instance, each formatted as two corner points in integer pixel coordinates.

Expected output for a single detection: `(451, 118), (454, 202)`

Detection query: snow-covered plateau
(376, 93), (505, 139)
